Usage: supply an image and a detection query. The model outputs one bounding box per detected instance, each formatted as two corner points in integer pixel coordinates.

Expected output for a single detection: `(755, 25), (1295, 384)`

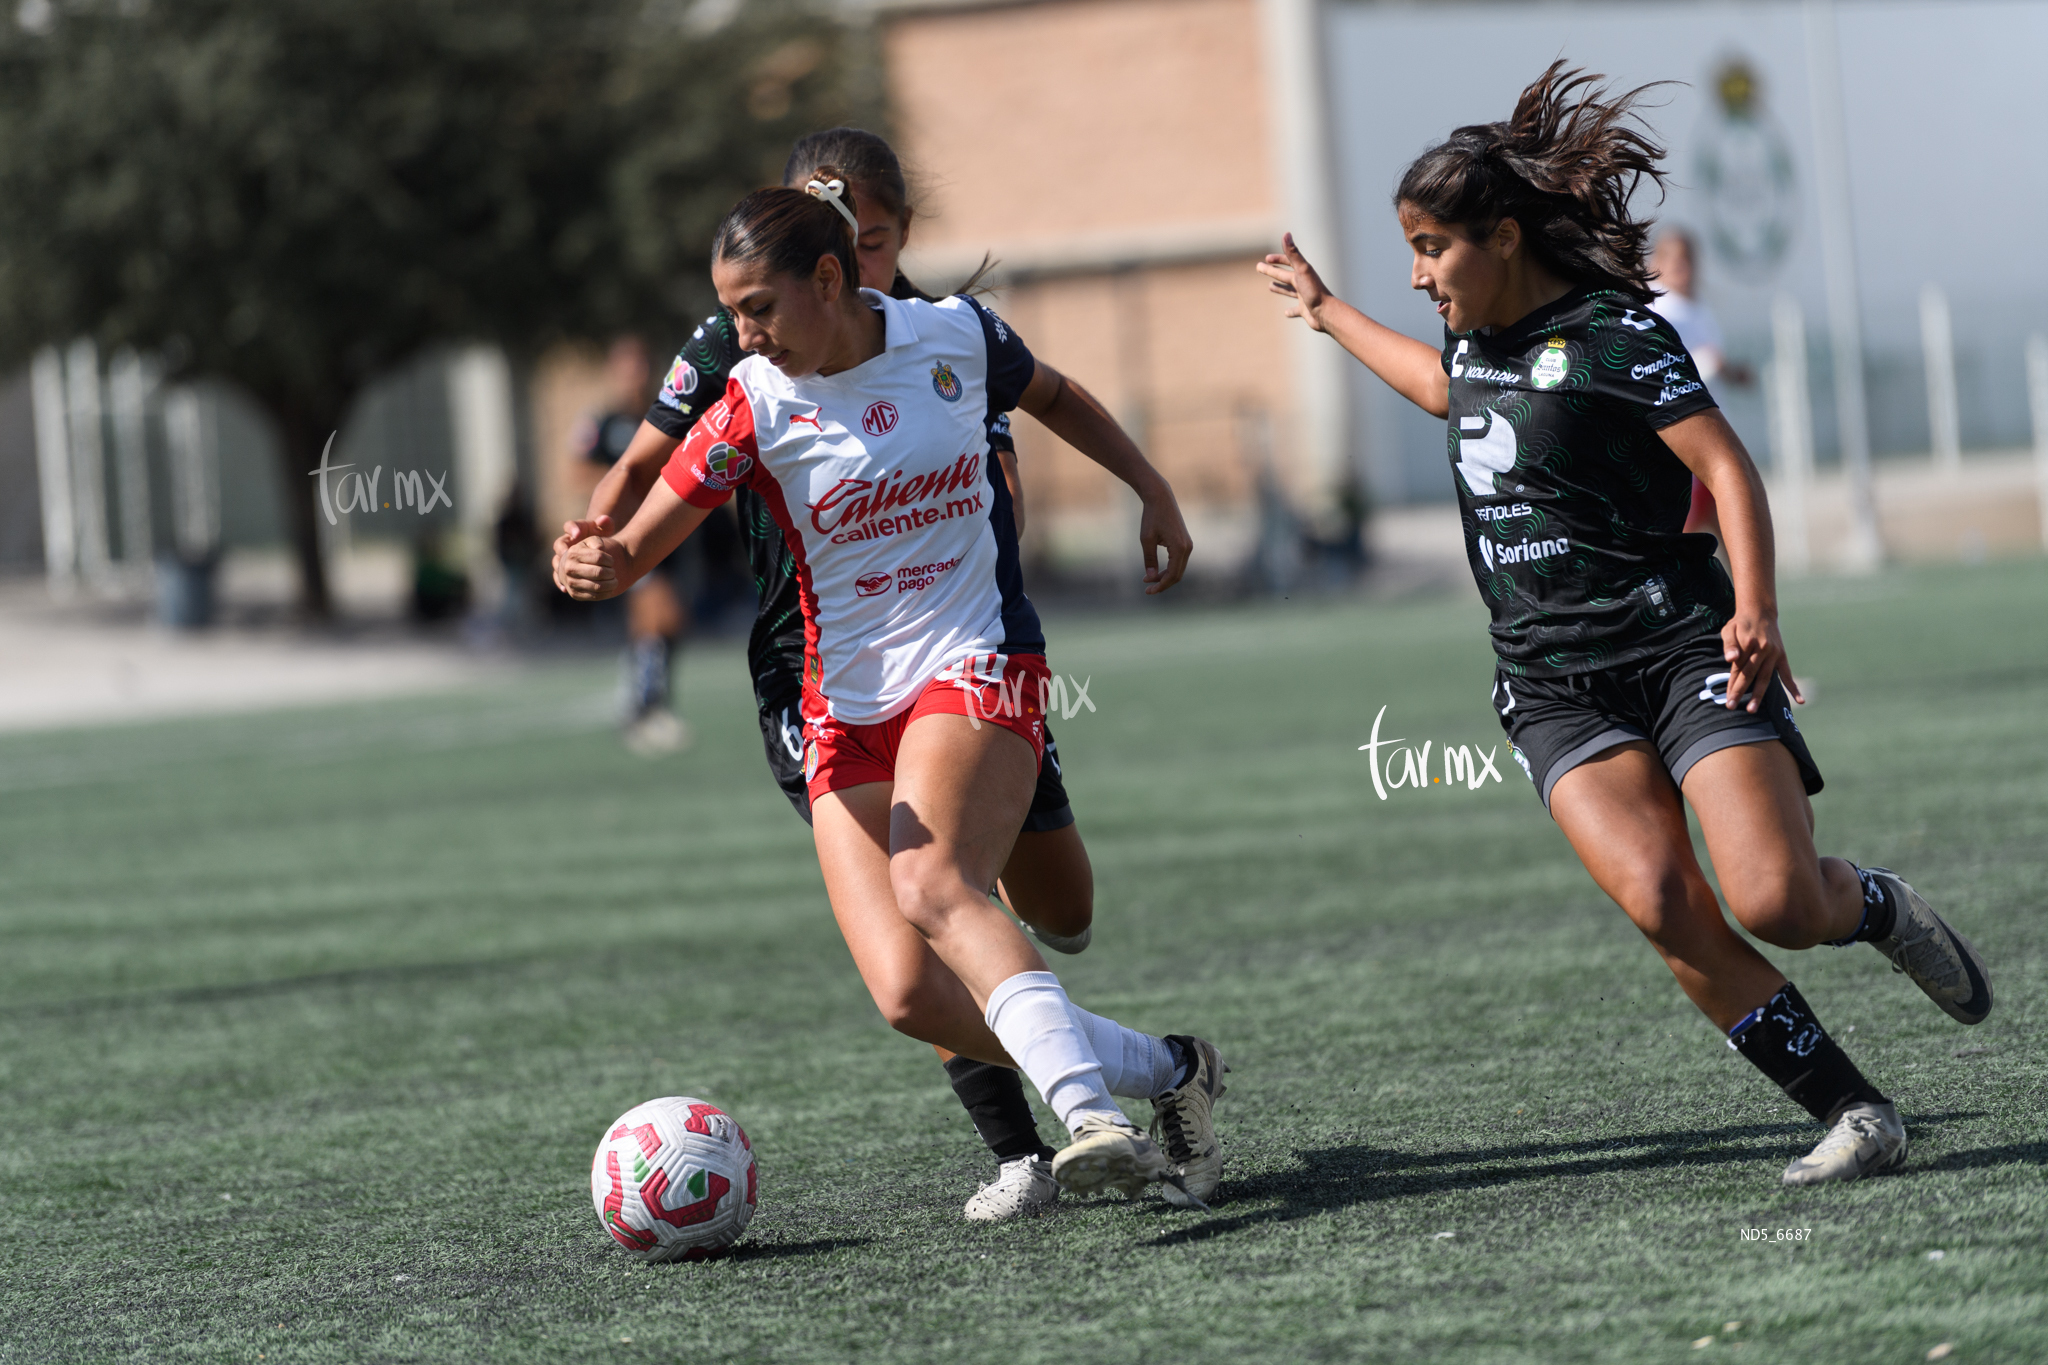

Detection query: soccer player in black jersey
(554, 130), (1211, 1218)
(1259, 63), (1992, 1186)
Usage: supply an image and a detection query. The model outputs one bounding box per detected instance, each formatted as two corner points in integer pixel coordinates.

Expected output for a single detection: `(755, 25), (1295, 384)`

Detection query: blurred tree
(0, 0), (873, 617)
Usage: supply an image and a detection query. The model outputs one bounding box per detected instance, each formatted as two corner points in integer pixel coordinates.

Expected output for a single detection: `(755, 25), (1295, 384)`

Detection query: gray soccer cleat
(1863, 868), (1993, 1025)
(1782, 1100), (1908, 1187)
(1051, 1114), (1175, 1199)
(1151, 1035), (1228, 1208)
(963, 1154), (1059, 1221)
(1027, 922), (1091, 955)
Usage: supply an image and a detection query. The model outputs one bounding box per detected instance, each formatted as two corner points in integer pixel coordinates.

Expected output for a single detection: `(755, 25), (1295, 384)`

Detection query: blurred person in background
(572, 336), (694, 754)
(1651, 228), (1750, 544)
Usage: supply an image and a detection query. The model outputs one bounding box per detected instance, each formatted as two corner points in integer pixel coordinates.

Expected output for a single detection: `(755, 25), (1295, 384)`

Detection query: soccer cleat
(624, 711), (690, 756)
(962, 1154), (1059, 1221)
(1151, 1035), (1228, 1207)
(1051, 1113), (1175, 1200)
(1863, 868), (1993, 1025)
(1781, 1100), (1907, 1186)
(1027, 922), (1091, 955)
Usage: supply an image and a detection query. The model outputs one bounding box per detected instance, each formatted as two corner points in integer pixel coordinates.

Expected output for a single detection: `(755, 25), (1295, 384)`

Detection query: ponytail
(1396, 61), (1671, 301)
(711, 162), (861, 288)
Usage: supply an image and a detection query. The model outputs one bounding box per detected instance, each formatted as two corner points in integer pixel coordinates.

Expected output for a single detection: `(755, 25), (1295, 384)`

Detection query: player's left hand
(1137, 481), (1193, 594)
(559, 534), (626, 602)
(1721, 609), (1803, 712)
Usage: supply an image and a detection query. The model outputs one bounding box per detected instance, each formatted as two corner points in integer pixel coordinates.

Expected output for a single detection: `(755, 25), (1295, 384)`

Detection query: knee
(869, 973), (943, 1038)
(1609, 863), (1710, 946)
(888, 852), (965, 937)
(1726, 873), (1826, 949)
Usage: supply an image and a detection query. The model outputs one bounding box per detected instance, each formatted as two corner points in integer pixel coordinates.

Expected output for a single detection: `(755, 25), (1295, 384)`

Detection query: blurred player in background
(560, 170), (1227, 1210)
(1261, 62), (1991, 1187)
(571, 337), (694, 755)
(1650, 227), (1750, 544)
(557, 130), (1206, 1220)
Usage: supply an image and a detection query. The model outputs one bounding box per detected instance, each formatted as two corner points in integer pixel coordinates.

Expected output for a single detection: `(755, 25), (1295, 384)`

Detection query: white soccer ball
(590, 1096), (758, 1261)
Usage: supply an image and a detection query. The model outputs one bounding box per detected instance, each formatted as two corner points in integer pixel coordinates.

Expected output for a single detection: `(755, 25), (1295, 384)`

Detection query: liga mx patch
(701, 442), (752, 489)
(930, 362), (962, 403)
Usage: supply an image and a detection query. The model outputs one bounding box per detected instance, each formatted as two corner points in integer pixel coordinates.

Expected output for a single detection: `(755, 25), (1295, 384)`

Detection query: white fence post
(448, 345), (517, 612)
(2027, 334), (2048, 552)
(1919, 283), (1961, 476)
(29, 347), (76, 594)
(62, 339), (114, 589)
(1768, 295), (1813, 575)
(107, 348), (157, 572)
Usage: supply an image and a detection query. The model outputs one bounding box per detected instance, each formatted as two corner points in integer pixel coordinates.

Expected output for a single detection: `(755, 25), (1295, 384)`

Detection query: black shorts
(756, 689), (1075, 833)
(1492, 630), (1823, 812)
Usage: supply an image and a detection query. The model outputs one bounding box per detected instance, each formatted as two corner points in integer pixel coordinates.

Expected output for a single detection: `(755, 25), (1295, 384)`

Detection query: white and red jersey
(661, 291), (1044, 725)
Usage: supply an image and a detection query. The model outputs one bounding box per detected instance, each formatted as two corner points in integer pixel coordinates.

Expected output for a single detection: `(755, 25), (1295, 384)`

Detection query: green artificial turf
(2, 562), (2044, 1364)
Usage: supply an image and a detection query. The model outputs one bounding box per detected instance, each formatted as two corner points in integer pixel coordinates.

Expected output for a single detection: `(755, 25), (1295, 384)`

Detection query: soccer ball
(590, 1096), (757, 1262)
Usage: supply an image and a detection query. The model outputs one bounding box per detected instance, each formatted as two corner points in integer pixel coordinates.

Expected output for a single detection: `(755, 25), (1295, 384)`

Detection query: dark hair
(783, 125), (992, 300)
(711, 163), (859, 289)
(1395, 61), (1670, 301)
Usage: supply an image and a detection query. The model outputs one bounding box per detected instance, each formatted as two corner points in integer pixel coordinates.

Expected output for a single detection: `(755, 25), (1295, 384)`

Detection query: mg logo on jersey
(855, 571), (891, 597)
(862, 401), (898, 436)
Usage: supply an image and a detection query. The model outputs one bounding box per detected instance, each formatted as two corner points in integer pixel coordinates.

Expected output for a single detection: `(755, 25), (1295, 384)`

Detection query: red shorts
(802, 652), (1051, 800)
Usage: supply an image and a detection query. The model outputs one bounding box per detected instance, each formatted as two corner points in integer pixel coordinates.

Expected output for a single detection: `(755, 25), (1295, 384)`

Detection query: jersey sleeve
(646, 311), (743, 440)
(1585, 306), (1719, 429)
(963, 295), (1037, 412)
(660, 379), (762, 509)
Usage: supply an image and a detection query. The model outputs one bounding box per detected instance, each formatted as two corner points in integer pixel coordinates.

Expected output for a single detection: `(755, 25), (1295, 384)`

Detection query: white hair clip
(804, 177), (860, 232)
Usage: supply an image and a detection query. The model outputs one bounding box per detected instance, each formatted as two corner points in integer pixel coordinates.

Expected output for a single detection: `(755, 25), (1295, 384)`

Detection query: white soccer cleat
(1051, 1114), (1174, 1199)
(624, 711), (690, 756)
(1781, 1101), (1908, 1187)
(1027, 923), (1091, 955)
(962, 1154), (1059, 1221)
(1862, 869), (1992, 1025)
(1152, 1035), (1228, 1207)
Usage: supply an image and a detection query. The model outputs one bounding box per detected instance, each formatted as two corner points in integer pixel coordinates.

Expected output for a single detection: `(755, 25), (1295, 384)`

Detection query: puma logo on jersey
(788, 408), (823, 432)
(1455, 407), (1519, 496)
(1619, 310), (1656, 331)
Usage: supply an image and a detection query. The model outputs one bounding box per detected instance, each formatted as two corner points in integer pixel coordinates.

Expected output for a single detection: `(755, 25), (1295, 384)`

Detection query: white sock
(1065, 1003), (1180, 1099)
(984, 971), (1125, 1133)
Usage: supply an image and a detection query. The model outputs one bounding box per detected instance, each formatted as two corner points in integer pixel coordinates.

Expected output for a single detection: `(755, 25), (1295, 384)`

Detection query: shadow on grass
(1144, 1111), (2009, 1246)
(713, 1237), (875, 1264)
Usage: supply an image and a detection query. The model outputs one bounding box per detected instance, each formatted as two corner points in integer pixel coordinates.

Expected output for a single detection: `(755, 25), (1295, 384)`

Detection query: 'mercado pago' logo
(1358, 705), (1503, 801)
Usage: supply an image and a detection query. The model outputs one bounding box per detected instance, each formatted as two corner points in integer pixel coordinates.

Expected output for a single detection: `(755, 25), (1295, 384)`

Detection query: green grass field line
(2, 562), (2043, 1363)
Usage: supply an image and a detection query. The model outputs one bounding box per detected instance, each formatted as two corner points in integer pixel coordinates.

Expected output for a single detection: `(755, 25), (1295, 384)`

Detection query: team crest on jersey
(700, 442), (753, 489)
(1531, 337), (1570, 390)
(931, 362), (962, 403)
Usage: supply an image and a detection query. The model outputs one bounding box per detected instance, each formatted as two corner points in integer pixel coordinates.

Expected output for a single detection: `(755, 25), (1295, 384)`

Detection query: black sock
(1830, 864), (1900, 946)
(1163, 1035), (1196, 1091)
(942, 1056), (1053, 1164)
(1728, 982), (1888, 1123)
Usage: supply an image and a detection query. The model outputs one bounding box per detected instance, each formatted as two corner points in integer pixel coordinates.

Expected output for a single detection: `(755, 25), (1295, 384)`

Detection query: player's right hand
(551, 515), (615, 594)
(1256, 233), (1331, 332)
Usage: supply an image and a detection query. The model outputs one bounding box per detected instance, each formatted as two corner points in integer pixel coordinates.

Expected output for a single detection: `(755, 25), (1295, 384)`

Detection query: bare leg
(811, 782), (1016, 1064)
(996, 823), (1094, 940)
(1549, 742), (1785, 1030)
(1681, 741), (1864, 949)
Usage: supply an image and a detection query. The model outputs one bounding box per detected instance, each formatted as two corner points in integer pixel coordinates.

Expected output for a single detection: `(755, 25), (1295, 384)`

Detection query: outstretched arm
(1256, 234), (1450, 418)
(1660, 409), (1802, 714)
(1015, 362), (1192, 593)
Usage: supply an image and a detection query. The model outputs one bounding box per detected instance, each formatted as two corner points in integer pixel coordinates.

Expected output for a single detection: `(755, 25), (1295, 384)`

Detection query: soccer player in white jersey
(559, 169), (1228, 1206)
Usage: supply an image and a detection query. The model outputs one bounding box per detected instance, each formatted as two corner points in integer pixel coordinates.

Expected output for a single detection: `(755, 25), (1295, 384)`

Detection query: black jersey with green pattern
(645, 302), (1015, 703)
(644, 310), (805, 700)
(1441, 284), (1734, 678)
